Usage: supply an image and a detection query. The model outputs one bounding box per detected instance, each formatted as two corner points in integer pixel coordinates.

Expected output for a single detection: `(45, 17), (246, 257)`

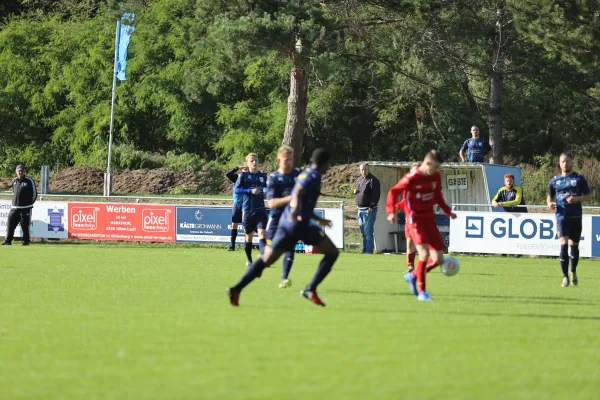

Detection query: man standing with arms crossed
(547, 152), (591, 287)
(2, 165), (37, 246)
(354, 162), (380, 254)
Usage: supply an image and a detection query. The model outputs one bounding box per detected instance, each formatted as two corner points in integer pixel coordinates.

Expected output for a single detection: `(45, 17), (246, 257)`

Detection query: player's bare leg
(302, 236), (339, 307)
(227, 245), (286, 306)
(568, 239), (579, 286)
(244, 231), (255, 266)
(425, 250), (444, 273)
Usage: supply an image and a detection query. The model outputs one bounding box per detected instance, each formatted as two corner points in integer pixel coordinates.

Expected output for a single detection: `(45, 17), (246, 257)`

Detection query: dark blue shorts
(556, 218), (583, 242)
(231, 204), (243, 224)
(269, 220), (326, 252)
(242, 210), (268, 234)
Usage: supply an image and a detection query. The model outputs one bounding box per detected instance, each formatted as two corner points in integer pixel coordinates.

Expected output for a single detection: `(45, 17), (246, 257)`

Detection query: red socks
(414, 260), (426, 293)
(426, 258), (439, 273)
(407, 251), (416, 268)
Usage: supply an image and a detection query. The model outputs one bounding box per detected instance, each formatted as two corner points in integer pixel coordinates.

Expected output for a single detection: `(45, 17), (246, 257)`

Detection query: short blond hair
(277, 145), (294, 156)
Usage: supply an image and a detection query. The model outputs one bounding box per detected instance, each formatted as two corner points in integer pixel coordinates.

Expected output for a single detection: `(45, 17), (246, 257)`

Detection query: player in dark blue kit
(225, 164), (246, 251)
(459, 125), (492, 163)
(265, 145), (301, 289)
(235, 153), (268, 266)
(227, 148), (339, 307)
(547, 152), (591, 287)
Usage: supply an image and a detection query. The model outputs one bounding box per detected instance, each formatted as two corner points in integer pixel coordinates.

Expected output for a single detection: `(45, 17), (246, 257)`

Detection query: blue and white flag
(116, 13), (135, 81)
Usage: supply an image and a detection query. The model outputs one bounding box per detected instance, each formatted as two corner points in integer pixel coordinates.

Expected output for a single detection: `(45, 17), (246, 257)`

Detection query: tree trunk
(282, 65), (308, 167)
(488, 0), (506, 165)
(488, 72), (503, 165)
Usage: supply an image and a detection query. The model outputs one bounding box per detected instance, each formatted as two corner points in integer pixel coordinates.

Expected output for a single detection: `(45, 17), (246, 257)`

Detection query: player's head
(311, 147), (331, 173)
(245, 153), (259, 172)
(276, 145), (294, 173)
(504, 173), (515, 188)
(471, 125), (480, 138)
(15, 164), (25, 178)
(410, 162), (421, 173)
(359, 162), (369, 178)
(420, 150), (443, 175)
(559, 152), (573, 174)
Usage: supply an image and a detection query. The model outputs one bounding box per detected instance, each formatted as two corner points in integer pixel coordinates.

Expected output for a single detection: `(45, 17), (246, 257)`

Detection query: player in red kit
(386, 150), (456, 301)
(396, 162), (421, 272)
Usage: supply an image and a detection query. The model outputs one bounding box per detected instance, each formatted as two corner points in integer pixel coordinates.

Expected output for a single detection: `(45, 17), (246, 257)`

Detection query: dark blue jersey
(267, 168), (301, 218)
(234, 170), (267, 213)
(460, 138), (491, 162)
(548, 172), (590, 220)
(282, 167), (322, 223)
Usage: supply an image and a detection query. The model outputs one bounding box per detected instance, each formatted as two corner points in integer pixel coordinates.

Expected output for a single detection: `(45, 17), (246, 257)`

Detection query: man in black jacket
(3, 165), (37, 246)
(354, 162), (381, 254)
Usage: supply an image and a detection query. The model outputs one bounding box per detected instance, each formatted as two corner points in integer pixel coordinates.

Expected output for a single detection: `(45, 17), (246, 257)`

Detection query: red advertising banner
(68, 203), (175, 242)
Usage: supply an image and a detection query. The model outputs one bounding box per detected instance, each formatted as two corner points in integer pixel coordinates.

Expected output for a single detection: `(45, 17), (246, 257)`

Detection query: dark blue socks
(307, 252), (339, 291)
(259, 238), (266, 255)
(570, 245), (579, 273)
(244, 242), (253, 263)
(282, 251), (295, 280)
(560, 244), (569, 278)
(230, 229), (237, 247)
(232, 258), (267, 293)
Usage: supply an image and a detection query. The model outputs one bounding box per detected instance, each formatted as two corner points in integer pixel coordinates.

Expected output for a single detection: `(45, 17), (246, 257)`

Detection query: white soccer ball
(441, 256), (460, 277)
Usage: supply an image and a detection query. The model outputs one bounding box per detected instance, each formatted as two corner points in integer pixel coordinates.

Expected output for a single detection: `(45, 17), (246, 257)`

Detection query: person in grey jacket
(354, 163), (380, 254)
(2, 165), (37, 246)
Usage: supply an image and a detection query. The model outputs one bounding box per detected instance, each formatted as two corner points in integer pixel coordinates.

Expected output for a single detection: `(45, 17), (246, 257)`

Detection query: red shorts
(408, 219), (444, 251)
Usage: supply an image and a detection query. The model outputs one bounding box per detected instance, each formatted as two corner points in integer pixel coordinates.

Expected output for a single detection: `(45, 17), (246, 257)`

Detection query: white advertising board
(0, 200), (68, 239)
(450, 211), (600, 257)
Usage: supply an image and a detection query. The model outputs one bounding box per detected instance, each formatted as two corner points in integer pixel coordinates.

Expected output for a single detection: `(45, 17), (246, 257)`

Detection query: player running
(266, 146), (301, 289)
(386, 150), (457, 301)
(396, 162), (421, 272)
(234, 153), (268, 266)
(227, 148), (339, 307)
(225, 164), (247, 251)
(547, 152), (591, 287)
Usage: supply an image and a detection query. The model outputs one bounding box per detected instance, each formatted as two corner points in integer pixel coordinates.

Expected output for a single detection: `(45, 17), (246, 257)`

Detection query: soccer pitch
(1, 245), (599, 400)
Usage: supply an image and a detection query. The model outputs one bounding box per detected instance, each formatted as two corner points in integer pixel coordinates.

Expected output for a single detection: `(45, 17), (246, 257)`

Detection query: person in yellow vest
(492, 174), (527, 213)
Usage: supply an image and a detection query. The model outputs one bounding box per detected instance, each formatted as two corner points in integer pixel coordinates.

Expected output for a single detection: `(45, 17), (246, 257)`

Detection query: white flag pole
(105, 18), (121, 197)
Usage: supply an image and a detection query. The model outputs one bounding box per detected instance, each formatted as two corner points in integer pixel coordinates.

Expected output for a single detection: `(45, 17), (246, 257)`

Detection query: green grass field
(1, 245), (599, 400)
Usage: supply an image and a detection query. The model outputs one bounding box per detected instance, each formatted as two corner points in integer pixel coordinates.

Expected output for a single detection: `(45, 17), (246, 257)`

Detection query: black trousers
(5, 208), (32, 243)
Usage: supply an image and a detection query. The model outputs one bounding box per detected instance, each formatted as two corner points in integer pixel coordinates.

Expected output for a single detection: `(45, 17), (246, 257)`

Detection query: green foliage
(0, 0), (600, 175)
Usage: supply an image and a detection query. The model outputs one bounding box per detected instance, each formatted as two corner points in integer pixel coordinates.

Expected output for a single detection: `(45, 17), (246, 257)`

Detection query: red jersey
(386, 170), (452, 223)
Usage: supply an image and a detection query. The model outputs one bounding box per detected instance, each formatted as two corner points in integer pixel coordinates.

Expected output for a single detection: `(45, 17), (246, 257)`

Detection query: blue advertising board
(176, 206), (325, 244)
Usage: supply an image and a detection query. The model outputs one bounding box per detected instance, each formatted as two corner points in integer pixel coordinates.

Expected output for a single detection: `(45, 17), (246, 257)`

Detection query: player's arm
(234, 173), (252, 195)
(501, 187), (523, 207)
(370, 177), (381, 209)
(225, 167), (239, 184)
(547, 181), (556, 210)
(386, 176), (409, 223)
(312, 212), (332, 228)
(485, 140), (492, 163)
(289, 183), (305, 221)
(434, 175), (457, 219)
(459, 140), (468, 162)
(265, 176), (290, 209)
(567, 177), (592, 204)
(29, 177), (37, 204)
(492, 188), (503, 207)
